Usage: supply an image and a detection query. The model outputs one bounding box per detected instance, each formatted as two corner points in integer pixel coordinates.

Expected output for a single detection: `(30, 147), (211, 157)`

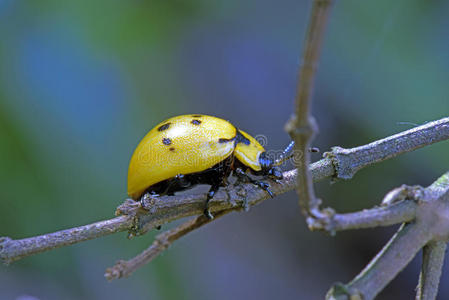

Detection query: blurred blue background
(1, 0), (448, 299)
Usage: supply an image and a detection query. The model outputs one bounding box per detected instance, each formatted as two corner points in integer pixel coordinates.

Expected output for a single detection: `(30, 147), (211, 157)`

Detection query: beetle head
(259, 152), (283, 180)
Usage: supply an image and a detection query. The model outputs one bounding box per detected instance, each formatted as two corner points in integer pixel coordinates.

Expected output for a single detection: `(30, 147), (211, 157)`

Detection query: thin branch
(414, 172), (449, 300)
(310, 200), (418, 233)
(0, 216), (134, 264)
(286, 0), (333, 217)
(347, 223), (432, 300)
(326, 171), (449, 300)
(105, 210), (231, 280)
(416, 241), (447, 300)
(1, 117), (448, 264)
(329, 117), (449, 180)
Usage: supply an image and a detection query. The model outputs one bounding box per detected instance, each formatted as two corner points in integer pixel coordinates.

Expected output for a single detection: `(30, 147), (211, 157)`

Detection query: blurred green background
(1, 0), (448, 299)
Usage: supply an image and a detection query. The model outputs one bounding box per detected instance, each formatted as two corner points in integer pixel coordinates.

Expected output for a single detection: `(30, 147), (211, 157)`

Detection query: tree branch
(285, 0), (333, 218)
(329, 117), (449, 180)
(1, 117), (448, 265)
(310, 200), (418, 233)
(0, 216), (134, 264)
(326, 170), (449, 300)
(105, 210), (231, 280)
(348, 222), (431, 300)
(416, 241), (447, 300)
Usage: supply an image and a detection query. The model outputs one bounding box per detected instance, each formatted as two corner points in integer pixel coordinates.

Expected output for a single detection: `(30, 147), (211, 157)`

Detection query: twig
(329, 117), (449, 180)
(105, 210), (231, 280)
(414, 171), (449, 300)
(1, 117), (448, 264)
(0, 216), (134, 264)
(310, 200), (418, 233)
(286, 0), (333, 218)
(416, 241), (447, 300)
(326, 171), (449, 300)
(348, 223), (432, 300)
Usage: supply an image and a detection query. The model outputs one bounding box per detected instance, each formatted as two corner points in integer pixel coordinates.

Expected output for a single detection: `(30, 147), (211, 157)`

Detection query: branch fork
(325, 172), (449, 300)
(286, 0), (449, 298)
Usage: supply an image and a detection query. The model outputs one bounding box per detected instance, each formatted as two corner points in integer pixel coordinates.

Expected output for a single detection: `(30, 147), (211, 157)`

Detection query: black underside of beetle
(144, 155), (235, 197)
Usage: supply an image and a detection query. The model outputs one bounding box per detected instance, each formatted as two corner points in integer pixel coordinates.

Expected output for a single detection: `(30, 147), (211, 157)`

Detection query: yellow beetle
(127, 114), (294, 218)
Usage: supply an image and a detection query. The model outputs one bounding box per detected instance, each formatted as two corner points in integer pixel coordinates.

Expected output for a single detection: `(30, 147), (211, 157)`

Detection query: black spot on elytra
(169, 147), (175, 152)
(191, 119), (201, 125)
(162, 138), (172, 145)
(218, 137), (235, 143)
(157, 123), (171, 131)
(191, 114), (202, 118)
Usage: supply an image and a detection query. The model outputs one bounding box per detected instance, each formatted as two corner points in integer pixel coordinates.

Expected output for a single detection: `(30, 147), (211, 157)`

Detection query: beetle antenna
(274, 141), (295, 166)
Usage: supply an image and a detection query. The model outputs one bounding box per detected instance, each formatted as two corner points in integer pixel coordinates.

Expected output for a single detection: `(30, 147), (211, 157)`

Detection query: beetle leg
(254, 181), (274, 197)
(174, 174), (191, 188)
(163, 174), (191, 195)
(234, 168), (274, 198)
(204, 184), (219, 219)
(234, 168), (249, 184)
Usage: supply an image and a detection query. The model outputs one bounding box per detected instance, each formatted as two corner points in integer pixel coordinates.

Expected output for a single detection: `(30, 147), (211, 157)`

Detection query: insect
(127, 114), (295, 219)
